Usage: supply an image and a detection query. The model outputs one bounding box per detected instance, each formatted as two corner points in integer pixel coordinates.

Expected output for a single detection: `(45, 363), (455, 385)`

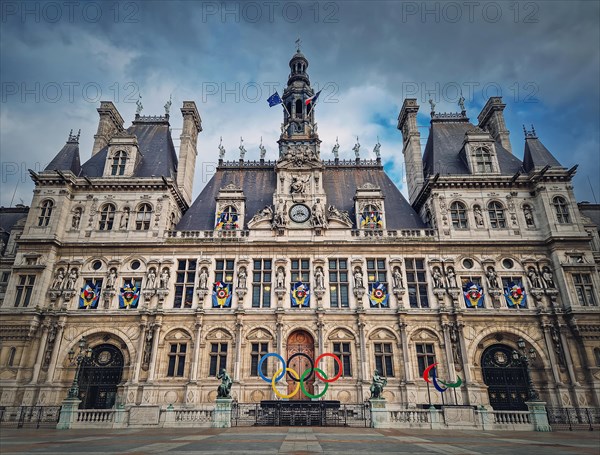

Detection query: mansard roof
(44, 137), (81, 175)
(176, 163), (425, 231)
(522, 133), (562, 172)
(422, 117), (523, 177)
(80, 118), (178, 179)
(0, 206), (29, 239)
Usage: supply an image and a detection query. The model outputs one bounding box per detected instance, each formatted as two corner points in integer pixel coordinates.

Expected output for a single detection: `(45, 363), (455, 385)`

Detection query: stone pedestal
(369, 398), (389, 428)
(212, 398), (232, 428)
(526, 401), (551, 432)
(56, 397), (81, 429)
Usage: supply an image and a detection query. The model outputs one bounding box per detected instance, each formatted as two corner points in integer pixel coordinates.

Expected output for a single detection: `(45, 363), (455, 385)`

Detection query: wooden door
(286, 330), (315, 400)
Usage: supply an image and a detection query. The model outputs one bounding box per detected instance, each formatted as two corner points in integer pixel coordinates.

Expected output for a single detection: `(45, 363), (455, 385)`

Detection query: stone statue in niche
(106, 268), (118, 289)
(524, 206), (535, 227)
(71, 209), (82, 229)
(446, 266), (457, 288)
(237, 267), (247, 289)
(276, 267), (285, 289)
(474, 206), (484, 227)
(392, 267), (404, 289)
(353, 267), (364, 289)
(146, 267), (157, 289)
(314, 267), (324, 289)
(52, 269), (65, 290)
(273, 199), (288, 228)
(198, 268), (209, 290)
(527, 267), (542, 288)
(290, 175), (309, 195)
(486, 266), (499, 288)
(159, 268), (170, 289)
(432, 266), (444, 288)
(542, 266), (555, 288)
(311, 199), (327, 227)
(120, 208), (130, 229)
(64, 268), (78, 290)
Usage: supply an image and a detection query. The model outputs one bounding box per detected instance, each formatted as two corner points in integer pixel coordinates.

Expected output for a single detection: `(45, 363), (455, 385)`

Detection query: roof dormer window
(111, 151), (127, 176)
(474, 147), (494, 173)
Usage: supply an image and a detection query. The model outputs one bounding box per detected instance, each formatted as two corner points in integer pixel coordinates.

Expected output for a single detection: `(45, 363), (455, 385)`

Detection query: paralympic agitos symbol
(258, 352), (342, 399)
(422, 363), (463, 392)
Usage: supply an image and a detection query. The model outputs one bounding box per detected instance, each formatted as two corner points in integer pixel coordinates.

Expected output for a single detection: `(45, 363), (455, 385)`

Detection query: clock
(289, 204), (311, 223)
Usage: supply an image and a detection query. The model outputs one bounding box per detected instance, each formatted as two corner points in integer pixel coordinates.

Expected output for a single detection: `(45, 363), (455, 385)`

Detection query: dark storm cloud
(1, 0), (598, 206)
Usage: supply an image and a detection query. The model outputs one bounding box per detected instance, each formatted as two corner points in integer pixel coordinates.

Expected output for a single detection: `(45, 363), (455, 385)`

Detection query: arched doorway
(286, 330), (315, 401)
(78, 344), (124, 409)
(481, 344), (530, 410)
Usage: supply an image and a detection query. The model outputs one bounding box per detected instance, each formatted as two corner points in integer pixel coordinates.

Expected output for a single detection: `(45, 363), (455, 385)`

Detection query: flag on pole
(305, 90), (322, 106)
(267, 92), (282, 107)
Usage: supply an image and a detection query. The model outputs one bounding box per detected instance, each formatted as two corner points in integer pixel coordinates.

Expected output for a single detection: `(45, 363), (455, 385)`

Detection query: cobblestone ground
(1, 427), (599, 454)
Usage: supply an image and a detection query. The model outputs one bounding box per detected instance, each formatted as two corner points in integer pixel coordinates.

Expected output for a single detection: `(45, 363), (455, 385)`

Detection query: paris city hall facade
(1, 50), (599, 416)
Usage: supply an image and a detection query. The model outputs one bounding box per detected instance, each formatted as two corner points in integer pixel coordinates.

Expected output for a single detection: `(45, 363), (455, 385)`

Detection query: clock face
(289, 204), (311, 223)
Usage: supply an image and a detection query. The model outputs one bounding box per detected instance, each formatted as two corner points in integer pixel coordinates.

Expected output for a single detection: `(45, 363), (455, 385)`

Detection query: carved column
(558, 324), (579, 386)
(276, 319), (283, 357)
(234, 320), (243, 381)
(456, 322), (472, 383)
(191, 319), (203, 381)
(399, 321), (411, 382)
(441, 323), (457, 380)
(131, 323), (147, 383)
(45, 322), (65, 383)
(357, 317), (368, 383)
(541, 323), (562, 385)
(30, 324), (49, 384)
(147, 324), (162, 381)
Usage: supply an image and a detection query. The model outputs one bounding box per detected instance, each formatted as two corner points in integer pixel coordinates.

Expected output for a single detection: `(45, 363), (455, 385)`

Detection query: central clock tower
(272, 48), (328, 233)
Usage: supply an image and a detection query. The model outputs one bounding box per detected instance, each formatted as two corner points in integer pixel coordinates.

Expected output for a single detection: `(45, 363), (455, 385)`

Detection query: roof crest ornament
(218, 136), (226, 160)
(259, 137), (266, 160)
(352, 136), (360, 160)
(428, 95), (436, 117)
(332, 137), (340, 160)
(67, 129), (81, 143)
(164, 94), (172, 116)
(136, 94), (143, 116)
(458, 92), (466, 112)
(239, 137), (247, 160)
(373, 136), (381, 160)
(523, 124), (537, 138)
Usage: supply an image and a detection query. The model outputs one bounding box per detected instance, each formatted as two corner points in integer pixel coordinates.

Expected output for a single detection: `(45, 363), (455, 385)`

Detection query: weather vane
(295, 37), (301, 52)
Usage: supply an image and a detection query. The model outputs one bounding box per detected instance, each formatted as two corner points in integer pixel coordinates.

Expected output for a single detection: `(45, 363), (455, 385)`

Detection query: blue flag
(267, 91), (282, 107)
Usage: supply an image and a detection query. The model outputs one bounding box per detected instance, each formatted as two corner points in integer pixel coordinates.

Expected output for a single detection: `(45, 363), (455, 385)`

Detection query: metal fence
(546, 407), (600, 431)
(231, 401), (371, 427)
(0, 406), (62, 429)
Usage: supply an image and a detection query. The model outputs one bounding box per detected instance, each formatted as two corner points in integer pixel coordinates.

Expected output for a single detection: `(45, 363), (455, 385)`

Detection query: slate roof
(522, 135), (562, 172)
(44, 140), (81, 174)
(80, 120), (178, 179)
(0, 206), (29, 245)
(422, 119), (523, 177)
(176, 165), (425, 231)
(578, 203), (600, 229)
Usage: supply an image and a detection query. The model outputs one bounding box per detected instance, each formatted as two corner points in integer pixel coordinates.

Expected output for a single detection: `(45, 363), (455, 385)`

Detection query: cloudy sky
(1, 0), (599, 207)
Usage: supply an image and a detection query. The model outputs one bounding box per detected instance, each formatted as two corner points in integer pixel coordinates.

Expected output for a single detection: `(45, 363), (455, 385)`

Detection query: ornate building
(1, 50), (599, 418)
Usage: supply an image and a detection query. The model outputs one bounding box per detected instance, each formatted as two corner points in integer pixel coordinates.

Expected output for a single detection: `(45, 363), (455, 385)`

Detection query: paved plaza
(0, 427), (599, 454)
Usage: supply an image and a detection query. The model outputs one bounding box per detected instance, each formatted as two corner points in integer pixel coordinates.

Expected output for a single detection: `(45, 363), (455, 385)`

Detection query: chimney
(477, 97), (512, 154)
(178, 101), (202, 206)
(92, 101), (124, 156)
(398, 98), (424, 204)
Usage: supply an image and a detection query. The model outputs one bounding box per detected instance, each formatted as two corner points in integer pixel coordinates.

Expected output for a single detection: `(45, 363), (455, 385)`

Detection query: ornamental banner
(215, 209), (239, 230)
(505, 282), (527, 308)
(79, 283), (100, 309)
(119, 281), (140, 309)
(212, 281), (232, 308)
(360, 210), (382, 229)
(369, 281), (389, 307)
(463, 281), (484, 308)
(290, 281), (310, 307)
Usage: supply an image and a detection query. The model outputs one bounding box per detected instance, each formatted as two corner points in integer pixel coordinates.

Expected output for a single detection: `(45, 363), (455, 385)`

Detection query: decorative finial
(67, 129), (81, 143)
(531, 124), (536, 135)
(523, 124), (537, 138)
(353, 136), (361, 159)
(523, 124), (527, 136)
(259, 136), (266, 160)
(239, 137), (246, 160)
(458, 92), (465, 112)
(164, 94), (172, 116)
(373, 136), (381, 159)
(295, 37), (301, 52)
(76, 129), (81, 141)
(136, 94), (143, 115)
(218, 136), (226, 160)
(428, 96), (436, 117)
(332, 136), (340, 160)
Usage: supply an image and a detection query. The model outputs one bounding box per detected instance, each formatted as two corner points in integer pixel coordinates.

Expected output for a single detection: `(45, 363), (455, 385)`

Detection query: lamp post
(512, 337), (539, 401)
(67, 337), (92, 399)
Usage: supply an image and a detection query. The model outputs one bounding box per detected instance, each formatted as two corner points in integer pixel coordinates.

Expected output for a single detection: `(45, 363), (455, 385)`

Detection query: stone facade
(1, 51), (599, 416)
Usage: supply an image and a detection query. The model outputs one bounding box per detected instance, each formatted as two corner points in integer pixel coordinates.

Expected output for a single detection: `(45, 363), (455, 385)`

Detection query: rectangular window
(209, 343), (228, 376)
(250, 342), (269, 376)
(122, 277), (142, 289)
(252, 259), (272, 308)
(333, 342), (352, 377)
(14, 275), (35, 307)
(501, 276), (527, 308)
(329, 259), (349, 308)
(291, 258), (310, 283)
(215, 259), (235, 283)
(174, 259), (196, 308)
(1, 272), (10, 283)
(416, 343), (436, 376)
(374, 342), (394, 377)
(167, 343), (187, 377)
(367, 258), (387, 288)
(406, 258), (429, 308)
(573, 273), (597, 306)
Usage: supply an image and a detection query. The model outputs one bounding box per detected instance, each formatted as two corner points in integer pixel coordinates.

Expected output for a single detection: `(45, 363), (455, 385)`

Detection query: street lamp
(512, 337), (539, 401)
(67, 337), (92, 399)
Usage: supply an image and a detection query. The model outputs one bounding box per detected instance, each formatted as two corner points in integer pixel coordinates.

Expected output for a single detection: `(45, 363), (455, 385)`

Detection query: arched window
(99, 204), (116, 231)
(38, 200), (54, 227)
(361, 204), (383, 230)
(450, 201), (468, 229)
(488, 201), (506, 229)
(553, 196), (571, 224)
(135, 203), (153, 231)
(295, 99), (303, 117)
(215, 206), (239, 230)
(474, 147), (493, 173)
(111, 151), (127, 176)
(7, 347), (16, 367)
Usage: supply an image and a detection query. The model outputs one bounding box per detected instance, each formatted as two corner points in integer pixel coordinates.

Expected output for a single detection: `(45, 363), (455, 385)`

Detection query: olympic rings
(258, 352), (343, 398)
(258, 353), (285, 383)
(286, 353), (314, 382)
(314, 353), (343, 383)
(272, 367), (301, 399)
